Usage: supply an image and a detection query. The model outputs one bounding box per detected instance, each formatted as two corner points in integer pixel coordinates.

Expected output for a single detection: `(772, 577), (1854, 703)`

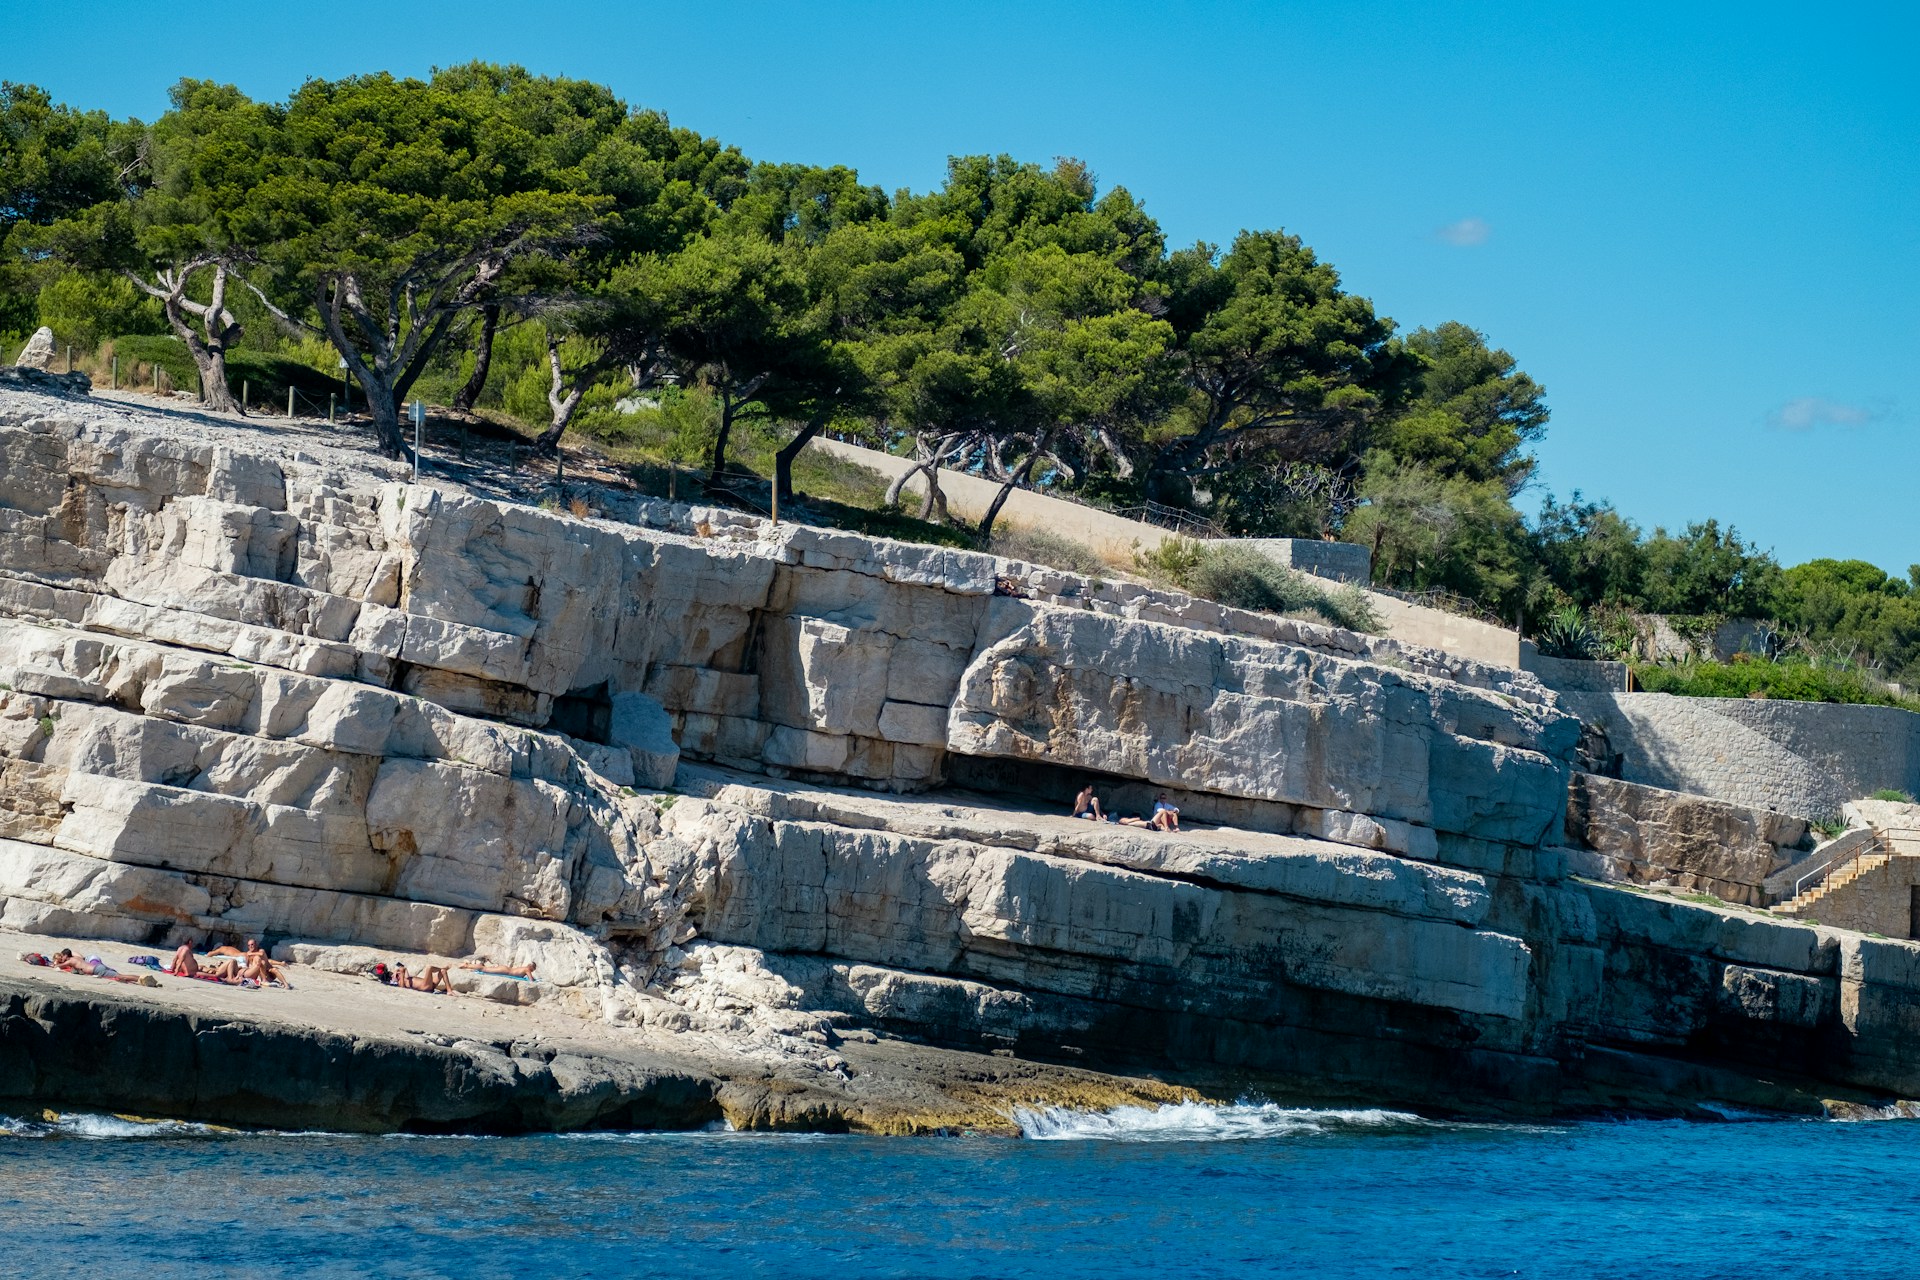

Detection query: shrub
(1137, 538), (1378, 633)
(989, 526), (1108, 576)
(37, 272), (165, 349)
(108, 334), (341, 407)
(1871, 789), (1916, 804)
(1630, 656), (1920, 712)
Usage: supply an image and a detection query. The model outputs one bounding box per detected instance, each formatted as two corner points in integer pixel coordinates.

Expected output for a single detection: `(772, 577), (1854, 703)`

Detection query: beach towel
(126, 954), (163, 970)
(21, 952), (49, 967)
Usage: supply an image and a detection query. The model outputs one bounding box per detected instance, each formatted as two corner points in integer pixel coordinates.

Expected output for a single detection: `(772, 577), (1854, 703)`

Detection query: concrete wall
(1708, 701), (1920, 803)
(1561, 692), (1920, 820)
(813, 438), (1182, 562)
(1640, 616), (1773, 662)
(1366, 593), (1520, 668)
(1522, 650), (1629, 693)
(1239, 538), (1372, 585)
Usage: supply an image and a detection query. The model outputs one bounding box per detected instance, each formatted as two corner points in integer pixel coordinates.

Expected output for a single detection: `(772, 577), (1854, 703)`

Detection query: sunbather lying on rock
(168, 945), (244, 983)
(1116, 797), (1182, 832)
(457, 957), (537, 978)
(235, 940), (293, 988)
(392, 963), (453, 994)
(51, 949), (115, 977)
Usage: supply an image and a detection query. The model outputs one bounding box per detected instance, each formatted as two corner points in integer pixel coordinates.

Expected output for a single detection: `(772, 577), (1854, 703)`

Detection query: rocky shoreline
(1, 928), (1199, 1135)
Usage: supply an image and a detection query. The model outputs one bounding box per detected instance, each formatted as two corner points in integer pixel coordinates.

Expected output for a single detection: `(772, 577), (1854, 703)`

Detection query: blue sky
(10, 1), (1915, 572)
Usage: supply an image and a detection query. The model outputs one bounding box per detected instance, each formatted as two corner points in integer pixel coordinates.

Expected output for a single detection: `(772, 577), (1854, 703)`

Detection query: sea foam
(0, 1111), (235, 1140)
(1011, 1099), (1430, 1142)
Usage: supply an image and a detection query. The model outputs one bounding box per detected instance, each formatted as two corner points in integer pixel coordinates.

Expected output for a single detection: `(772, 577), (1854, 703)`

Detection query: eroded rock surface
(1565, 773), (1808, 905)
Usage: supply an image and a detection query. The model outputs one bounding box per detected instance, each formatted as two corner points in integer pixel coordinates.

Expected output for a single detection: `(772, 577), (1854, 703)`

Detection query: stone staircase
(1774, 845), (1893, 917)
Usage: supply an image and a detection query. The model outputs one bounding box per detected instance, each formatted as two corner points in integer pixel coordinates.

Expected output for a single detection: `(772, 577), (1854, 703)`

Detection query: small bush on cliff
(1871, 789), (1915, 803)
(1138, 538), (1378, 633)
(989, 526), (1108, 576)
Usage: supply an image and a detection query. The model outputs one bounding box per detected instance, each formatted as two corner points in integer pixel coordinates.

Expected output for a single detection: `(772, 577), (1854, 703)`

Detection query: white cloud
(1768, 397), (1885, 430)
(1433, 217), (1491, 247)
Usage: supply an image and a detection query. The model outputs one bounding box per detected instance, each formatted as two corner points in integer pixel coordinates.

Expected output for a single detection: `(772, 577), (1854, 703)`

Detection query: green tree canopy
(0, 82), (140, 334)
(1638, 520), (1780, 617)
(238, 68), (616, 453)
(1147, 230), (1417, 504)
(1369, 322), (1548, 490)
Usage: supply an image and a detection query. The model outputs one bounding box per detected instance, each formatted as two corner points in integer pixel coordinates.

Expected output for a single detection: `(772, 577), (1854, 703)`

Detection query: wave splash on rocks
(1011, 1099), (1442, 1142)
(0, 1111), (239, 1140)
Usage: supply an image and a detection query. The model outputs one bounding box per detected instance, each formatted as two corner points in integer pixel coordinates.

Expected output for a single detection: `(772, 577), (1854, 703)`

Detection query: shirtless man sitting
(1071, 784), (1106, 822)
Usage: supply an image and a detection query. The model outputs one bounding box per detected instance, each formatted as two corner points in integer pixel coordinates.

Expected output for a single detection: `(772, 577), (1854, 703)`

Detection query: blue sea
(3, 1100), (1915, 1279)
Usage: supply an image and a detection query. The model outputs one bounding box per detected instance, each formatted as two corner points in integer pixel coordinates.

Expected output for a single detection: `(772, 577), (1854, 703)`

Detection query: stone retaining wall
(1559, 692), (1920, 818)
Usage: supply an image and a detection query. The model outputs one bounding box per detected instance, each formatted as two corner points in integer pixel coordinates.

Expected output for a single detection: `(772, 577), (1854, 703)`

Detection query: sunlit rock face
(11, 392), (1920, 1121)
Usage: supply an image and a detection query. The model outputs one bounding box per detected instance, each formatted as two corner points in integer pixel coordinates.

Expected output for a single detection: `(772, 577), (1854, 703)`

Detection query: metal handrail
(1793, 830), (1899, 900)
(1109, 501), (1226, 539)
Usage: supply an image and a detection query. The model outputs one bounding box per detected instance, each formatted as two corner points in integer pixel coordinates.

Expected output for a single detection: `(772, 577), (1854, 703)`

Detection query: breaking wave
(1012, 1099), (1435, 1142)
(0, 1111), (239, 1140)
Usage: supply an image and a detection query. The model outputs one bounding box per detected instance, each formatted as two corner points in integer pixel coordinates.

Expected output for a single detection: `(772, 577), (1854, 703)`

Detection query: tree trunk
(363, 378), (405, 458)
(451, 304), (500, 413)
(773, 414), (828, 502)
(534, 335), (590, 452)
(706, 389), (737, 485)
(175, 316), (240, 415)
(882, 463), (923, 509)
(976, 433), (1048, 545)
(917, 473), (949, 524)
(137, 262), (243, 415)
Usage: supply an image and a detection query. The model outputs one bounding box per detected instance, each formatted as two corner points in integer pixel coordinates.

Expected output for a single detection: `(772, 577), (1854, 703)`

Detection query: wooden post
(328, 393), (336, 425)
(153, 364), (159, 393)
(64, 345), (72, 373)
(242, 381), (249, 414)
(668, 464), (676, 501)
(771, 481), (779, 526)
(287, 386), (295, 419)
(110, 356), (117, 390)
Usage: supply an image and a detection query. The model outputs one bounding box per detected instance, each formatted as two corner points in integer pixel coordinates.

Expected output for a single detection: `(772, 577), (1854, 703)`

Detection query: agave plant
(1535, 604), (1603, 661)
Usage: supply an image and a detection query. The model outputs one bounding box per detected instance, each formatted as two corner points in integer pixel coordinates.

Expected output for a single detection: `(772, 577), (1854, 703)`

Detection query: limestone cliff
(4, 388), (1920, 1127)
